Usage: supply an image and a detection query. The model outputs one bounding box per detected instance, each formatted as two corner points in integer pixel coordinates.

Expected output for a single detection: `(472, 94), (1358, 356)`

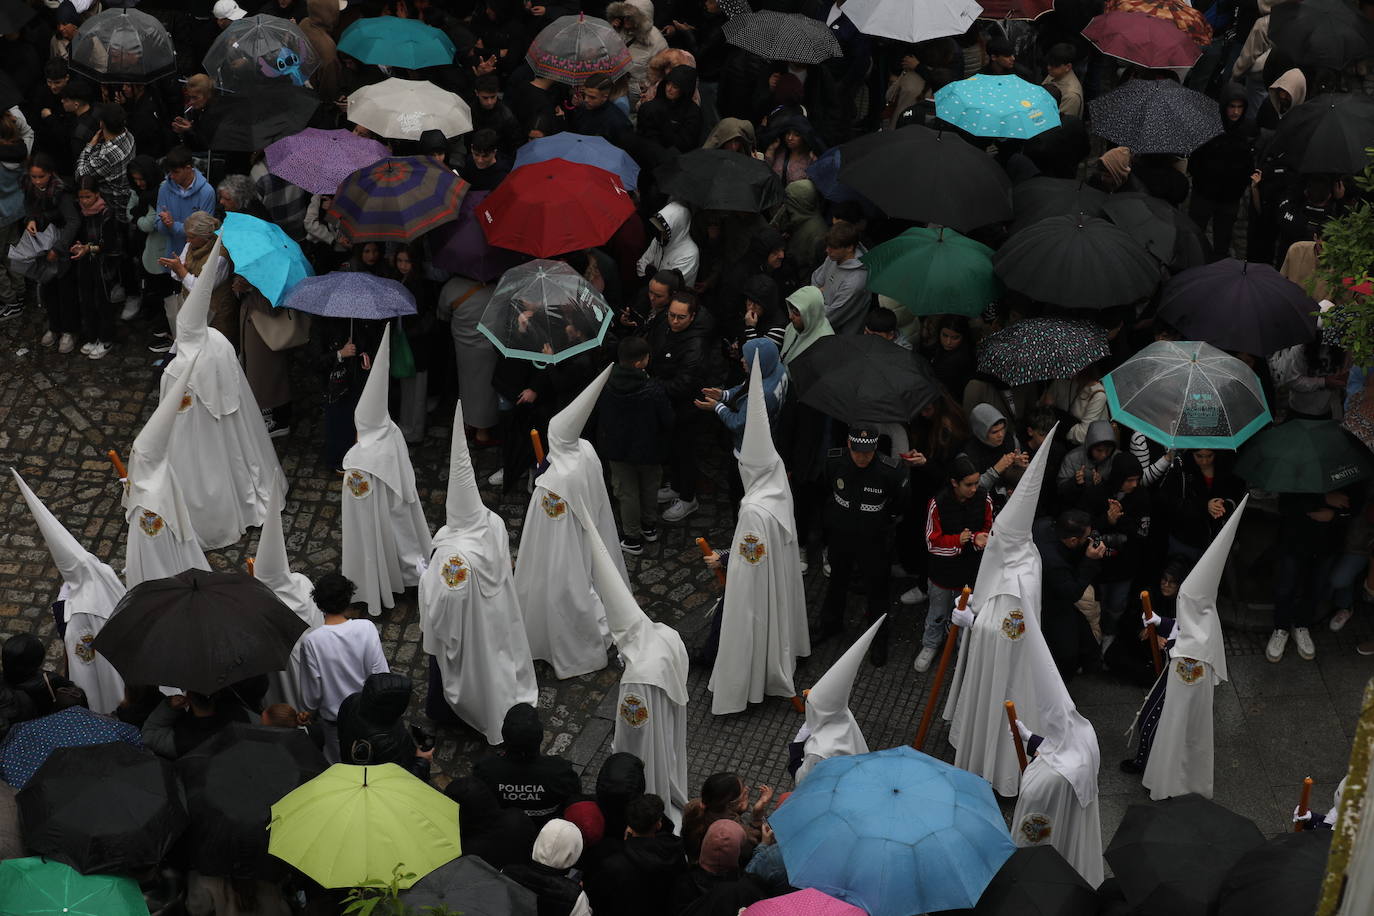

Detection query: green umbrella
(1234, 419), (1374, 493)
(0, 857), (146, 916)
(861, 227), (1001, 318)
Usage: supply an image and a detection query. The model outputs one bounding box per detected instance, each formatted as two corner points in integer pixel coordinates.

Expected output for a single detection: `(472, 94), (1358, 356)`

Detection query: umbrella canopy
(1104, 340), (1272, 449)
(347, 78), (473, 141)
(861, 226), (1001, 317)
(1234, 419), (1374, 493)
(1272, 93), (1374, 176)
(1105, 0), (1211, 44)
(265, 127), (389, 196)
(744, 887), (867, 915)
(69, 8), (175, 85)
(0, 0), (35, 35)
(333, 156), (469, 243)
(177, 723), (328, 880)
(772, 746), (1015, 916)
(211, 85), (320, 153)
(19, 742), (187, 876)
(1270, 0), (1374, 70)
(1102, 191), (1207, 272)
(478, 260), (613, 364)
(786, 330), (940, 424)
(1083, 10), (1204, 69)
(478, 160), (634, 257)
(219, 212), (312, 307)
(806, 146), (871, 205)
(0, 857), (147, 916)
(963, 845), (1099, 915)
(1010, 177), (1107, 233)
(1088, 79), (1222, 155)
(935, 74), (1061, 139)
(203, 15), (319, 94)
(976, 317), (1111, 386)
(838, 126), (1012, 231)
(283, 272), (418, 320)
(338, 16), (456, 70)
(268, 763), (461, 889)
(723, 11), (842, 64)
(976, 0), (1054, 18)
(93, 568), (310, 696)
(993, 215), (1159, 308)
(526, 14), (632, 85)
(828, 0), (980, 44)
(0, 707), (143, 791)
(402, 855), (538, 915)
(513, 132), (640, 190)
(1217, 830), (1330, 916)
(1105, 794), (1264, 916)
(1157, 258), (1317, 355)
(430, 190), (525, 283)
(656, 148), (784, 212)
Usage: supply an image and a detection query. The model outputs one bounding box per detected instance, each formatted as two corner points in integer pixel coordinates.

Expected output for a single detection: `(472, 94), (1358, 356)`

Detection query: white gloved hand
(1015, 719), (1033, 745)
(1143, 611), (1163, 629)
(952, 604), (976, 629)
(1293, 806), (1313, 824)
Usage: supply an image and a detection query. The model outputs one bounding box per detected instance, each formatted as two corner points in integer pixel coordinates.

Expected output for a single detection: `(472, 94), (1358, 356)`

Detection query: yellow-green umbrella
(267, 763), (460, 889)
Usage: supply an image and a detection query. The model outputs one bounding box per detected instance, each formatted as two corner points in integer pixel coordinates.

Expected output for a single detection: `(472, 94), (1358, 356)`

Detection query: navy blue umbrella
(283, 272), (418, 320)
(0, 708), (143, 790)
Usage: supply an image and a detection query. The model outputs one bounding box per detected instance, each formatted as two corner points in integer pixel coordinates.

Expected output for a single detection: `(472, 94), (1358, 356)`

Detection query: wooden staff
(107, 449), (126, 478)
(530, 429), (545, 465)
(1006, 700), (1028, 772)
(912, 585), (972, 750)
(1141, 591), (1163, 676)
(695, 537), (726, 587)
(1295, 776), (1314, 832)
(246, 558), (255, 577)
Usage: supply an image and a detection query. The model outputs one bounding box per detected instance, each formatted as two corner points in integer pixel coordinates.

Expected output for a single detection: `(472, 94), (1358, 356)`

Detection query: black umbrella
(1158, 258), (1317, 355)
(0, 71), (22, 114)
(1272, 92), (1374, 176)
(211, 85), (321, 153)
(0, 0), (35, 35)
(655, 149), (784, 212)
(93, 568), (310, 695)
(1010, 177), (1107, 234)
(1105, 794), (1265, 916)
(1088, 80), (1222, 155)
(69, 8), (177, 85)
(787, 334), (939, 424)
(1217, 830), (1330, 916)
(993, 215), (1160, 308)
(18, 742), (187, 875)
(838, 126), (1013, 232)
(721, 10), (841, 64)
(1270, 0), (1374, 70)
(402, 855), (538, 915)
(1100, 193), (1208, 273)
(957, 846), (1099, 916)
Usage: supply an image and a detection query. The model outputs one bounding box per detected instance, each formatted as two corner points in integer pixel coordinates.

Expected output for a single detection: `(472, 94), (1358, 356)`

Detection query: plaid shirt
(253, 163), (309, 242)
(76, 131), (135, 221)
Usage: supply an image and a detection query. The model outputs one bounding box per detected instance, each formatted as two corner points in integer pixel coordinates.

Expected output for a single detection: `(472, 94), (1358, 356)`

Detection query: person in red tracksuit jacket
(917, 454), (993, 673)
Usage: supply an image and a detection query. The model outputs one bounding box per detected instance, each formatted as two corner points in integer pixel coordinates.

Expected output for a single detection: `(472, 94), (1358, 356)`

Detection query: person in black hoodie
(585, 794), (687, 916)
(335, 673), (431, 780)
(636, 65), (702, 155)
(1034, 509), (1107, 681)
(471, 74), (527, 157)
(445, 777), (539, 870)
(474, 703), (583, 827)
(649, 290), (717, 521)
(597, 337), (675, 553)
(569, 73), (633, 143)
(1187, 84), (1254, 260)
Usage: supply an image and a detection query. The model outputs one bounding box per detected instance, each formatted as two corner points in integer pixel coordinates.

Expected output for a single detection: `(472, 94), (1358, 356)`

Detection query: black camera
(1087, 530), (1128, 556)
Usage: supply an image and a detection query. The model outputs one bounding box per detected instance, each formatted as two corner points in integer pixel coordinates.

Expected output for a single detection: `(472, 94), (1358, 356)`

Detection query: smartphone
(409, 724), (435, 751)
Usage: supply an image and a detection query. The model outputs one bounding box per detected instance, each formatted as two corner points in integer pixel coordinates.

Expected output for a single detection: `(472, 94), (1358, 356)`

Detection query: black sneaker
(148, 339), (174, 353)
(641, 526), (659, 543)
(620, 535), (644, 556)
(0, 303), (21, 320)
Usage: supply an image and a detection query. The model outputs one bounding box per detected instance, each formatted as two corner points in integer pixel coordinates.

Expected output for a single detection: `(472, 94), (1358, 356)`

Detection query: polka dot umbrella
(976, 317), (1112, 387)
(935, 74), (1061, 140)
(0, 707), (144, 790)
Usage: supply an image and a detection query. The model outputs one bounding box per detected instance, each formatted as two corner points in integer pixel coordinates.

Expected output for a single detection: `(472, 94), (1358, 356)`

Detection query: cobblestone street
(3, 306), (1371, 862)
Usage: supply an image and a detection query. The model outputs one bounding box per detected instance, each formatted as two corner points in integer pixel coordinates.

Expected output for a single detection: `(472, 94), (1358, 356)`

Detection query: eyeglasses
(667, 311), (691, 322)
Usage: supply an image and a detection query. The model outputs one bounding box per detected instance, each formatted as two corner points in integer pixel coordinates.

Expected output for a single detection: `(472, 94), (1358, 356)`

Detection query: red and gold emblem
(441, 555), (469, 590)
(345, 470), (371, 499)
(1018, 813), (1052, 844)
(1175, 657), (1206, 685)
(738, 533), (767, 565)
(138, 509), (165, 537)
(1000, 608), (1026, 641)
(177, 392), (193, 413)
(619, 692), (650, 728)
(542, 491), (567, 519)
(74, 633), (96, 664)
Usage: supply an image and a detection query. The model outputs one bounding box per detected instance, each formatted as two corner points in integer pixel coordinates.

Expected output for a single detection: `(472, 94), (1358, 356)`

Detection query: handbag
(253, 304), (311, 351)
(390, 320), (416, 378)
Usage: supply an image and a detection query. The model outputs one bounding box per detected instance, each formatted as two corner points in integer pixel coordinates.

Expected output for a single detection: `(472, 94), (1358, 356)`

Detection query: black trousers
(821, 536), (892, 631)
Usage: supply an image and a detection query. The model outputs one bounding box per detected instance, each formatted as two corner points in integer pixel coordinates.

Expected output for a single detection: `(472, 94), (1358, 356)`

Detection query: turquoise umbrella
(219, 212), (313, 307)
(338, 17), (456, 70)
(1105, 340), (1272, 449)
(935, 74), (1061, 139)
(861, 226), (1001, 317)
(0, 857), (146, 916)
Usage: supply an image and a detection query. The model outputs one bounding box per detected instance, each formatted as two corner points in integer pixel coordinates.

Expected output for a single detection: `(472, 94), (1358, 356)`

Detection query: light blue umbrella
(338, 17), (456, 70)
(935, 74), (1061, 139)
(282, 272), (417, 320)
(219, 212), (313, 307)
(513, 132), (640, 191)
(771, 747), (1015, 916)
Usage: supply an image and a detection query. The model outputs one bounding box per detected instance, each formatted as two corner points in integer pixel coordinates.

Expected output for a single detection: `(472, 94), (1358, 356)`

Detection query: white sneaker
(79, 341), (95, 355)
(57, 333), (75, 354)
(1294, 627), (1316, 660)
(40, 330), (55, 347)
(487, 468), (504, 487)
(800, 557), (809, 574)
(1329, 608), (1353, 632)
(657, 485), (679, 503)
(87, 341), (110, 360)
(119, 296), (142, 320)
(662, 497), (698, 522)
(1266, 629), (1289, 663)
(900, 584), (927, 606)
(914, 646), (937, 673)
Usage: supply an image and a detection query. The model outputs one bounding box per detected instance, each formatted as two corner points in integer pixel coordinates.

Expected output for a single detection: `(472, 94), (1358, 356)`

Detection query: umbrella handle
(1142, 591), (1163, 676)
(912, 586), (971, 750)
(1296, 776), (1314, 832)
(107, 449), (126, 479)
(1006, 700), (1028, 773)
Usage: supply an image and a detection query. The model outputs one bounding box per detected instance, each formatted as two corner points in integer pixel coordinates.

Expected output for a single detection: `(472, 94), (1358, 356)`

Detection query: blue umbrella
(0, 707), (143, 790)
(512, 132), (640, 191)
(935, 74), (1061, 139)
(282, 273), (417, 320)
(219, 212), (313, 307)
(337, 17), (456, 70)
(805, 146), (872, 207)
(771, 747), (1014, 916)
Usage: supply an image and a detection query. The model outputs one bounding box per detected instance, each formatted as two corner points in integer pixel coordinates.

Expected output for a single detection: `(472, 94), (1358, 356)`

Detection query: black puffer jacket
(637, 66), (703, 155)
(648, 306), (717, 406)
(595, 365), (674, 464)
(335, 673), (428, 780)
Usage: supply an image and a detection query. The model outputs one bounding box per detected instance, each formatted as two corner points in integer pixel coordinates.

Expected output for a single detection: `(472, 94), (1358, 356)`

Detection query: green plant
(341, 864), (462, 916)
(1312, 146), (1374, 366)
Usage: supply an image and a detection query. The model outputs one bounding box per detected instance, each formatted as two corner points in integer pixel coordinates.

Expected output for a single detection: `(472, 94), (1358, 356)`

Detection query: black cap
(848, 425), (879, 453)
(417, 128), (448, 154)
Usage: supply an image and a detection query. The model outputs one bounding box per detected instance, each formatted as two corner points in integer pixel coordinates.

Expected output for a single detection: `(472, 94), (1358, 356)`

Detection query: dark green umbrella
(0, 857), (146, 916)
(1234, 419), (1374, 493)
(861, 227), (1001, 318)
(993, 215), (1159, 308)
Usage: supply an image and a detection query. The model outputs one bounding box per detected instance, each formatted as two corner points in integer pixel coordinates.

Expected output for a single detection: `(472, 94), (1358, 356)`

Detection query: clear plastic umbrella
(202, 15), (319, 95)
(478, 260), (612, 364)
(526, 14), (632, 85)
(69, 8), (175, 84)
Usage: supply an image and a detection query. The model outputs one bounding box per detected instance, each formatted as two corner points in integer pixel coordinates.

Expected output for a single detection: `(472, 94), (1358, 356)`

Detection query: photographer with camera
(1092, 455), (1154, 652)
(1034, 509), (1108, 682)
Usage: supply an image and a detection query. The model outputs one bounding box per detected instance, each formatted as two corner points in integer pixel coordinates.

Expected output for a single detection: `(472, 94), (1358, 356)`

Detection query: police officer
(815, 425), (909, 666)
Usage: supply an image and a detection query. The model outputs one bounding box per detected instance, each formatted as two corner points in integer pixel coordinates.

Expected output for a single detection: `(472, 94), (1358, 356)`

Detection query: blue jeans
(922, 583), (958, 650)
(1329, 552), (1370, 609)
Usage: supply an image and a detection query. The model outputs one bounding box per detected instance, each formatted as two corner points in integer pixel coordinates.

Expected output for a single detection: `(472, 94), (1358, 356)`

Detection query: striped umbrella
(332, 156), (469, 243)
(526, 14), (631, 85)
(977, 317), (1111, 386)
(1106, 0), (1211, 45)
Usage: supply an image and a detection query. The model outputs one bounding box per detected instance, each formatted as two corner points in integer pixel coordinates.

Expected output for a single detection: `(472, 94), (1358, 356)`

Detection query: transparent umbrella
(526, 14), (632, 85)
(203, 15), (319, 95)
(478, 260), (612, 364)
(69, 8), (175, 85)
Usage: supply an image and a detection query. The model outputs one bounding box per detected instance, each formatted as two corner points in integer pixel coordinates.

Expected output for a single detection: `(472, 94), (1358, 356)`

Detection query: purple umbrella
(282, 272), (417, 320)
(265, 128), (389, 196)
(430, 190), (526, 283)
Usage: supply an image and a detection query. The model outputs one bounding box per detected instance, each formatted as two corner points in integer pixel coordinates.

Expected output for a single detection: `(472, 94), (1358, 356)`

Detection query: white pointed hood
(1023, 623), (1101, 807)
(738, 353), (795, 539)
(343, 323), (418, 498)
(583, 516), (689, 706)
(125, 354), (200, 541)
(12, 470), (126, 621)
(1172, 495), (1246, 681)
(804, 615), (883, 762)
(253, 488), (324, 629)
(432, 400), (510, 598)
(445, 401), (485, 529)
(974, 423), (1058, 609)
(537, 364), (614, 517)
(164, 235), (239, 417)
(548, 364), (612, 458)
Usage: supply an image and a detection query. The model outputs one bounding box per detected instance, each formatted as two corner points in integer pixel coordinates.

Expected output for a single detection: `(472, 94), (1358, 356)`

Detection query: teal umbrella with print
(935, 74), (1061, 139)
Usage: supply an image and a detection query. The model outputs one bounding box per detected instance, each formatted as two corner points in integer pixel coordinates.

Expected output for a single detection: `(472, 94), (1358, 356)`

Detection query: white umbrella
(347, 77), (472, 141)
(827, 0), (981, 44)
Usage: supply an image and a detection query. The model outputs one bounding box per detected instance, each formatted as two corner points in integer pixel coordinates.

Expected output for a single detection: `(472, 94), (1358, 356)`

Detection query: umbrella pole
(1296, 776), (1314, 832)
(1006, 700), (1028, 772)
(1142, 591), (1163, 676)
(107, 449), (127, 479)
(912, 585), (971, 750)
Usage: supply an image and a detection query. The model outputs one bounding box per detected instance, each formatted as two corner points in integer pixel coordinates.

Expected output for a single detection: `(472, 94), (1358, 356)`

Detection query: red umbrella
(478, 160), (635, 258)
(1084, 10), (1203, 69)
(977, 0), (1054, 19)
(1106, 0), (1211, 45)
